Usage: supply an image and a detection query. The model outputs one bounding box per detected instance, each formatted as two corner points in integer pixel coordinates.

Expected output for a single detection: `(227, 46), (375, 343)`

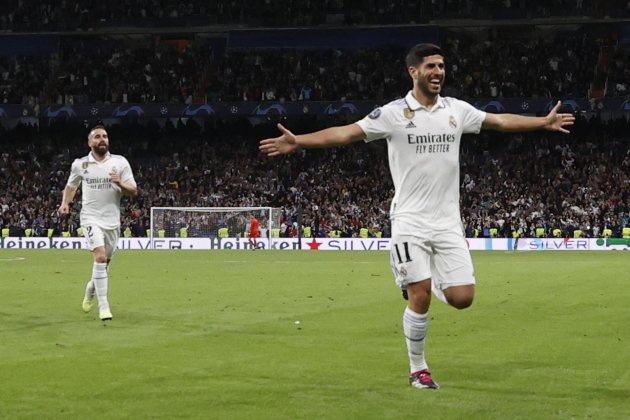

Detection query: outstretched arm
(259, 123), (366, 157)
(482, 100), (575, 133)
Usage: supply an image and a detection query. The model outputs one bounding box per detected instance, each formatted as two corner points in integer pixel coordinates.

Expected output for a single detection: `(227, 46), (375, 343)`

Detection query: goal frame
(149, 206), (280, 250)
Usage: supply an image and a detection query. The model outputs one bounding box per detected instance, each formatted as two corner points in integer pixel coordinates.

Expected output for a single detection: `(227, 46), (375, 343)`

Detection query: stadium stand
(0, 2), (628, 238)
(0, 114), (628, 239)
(1, 0), (628, 32)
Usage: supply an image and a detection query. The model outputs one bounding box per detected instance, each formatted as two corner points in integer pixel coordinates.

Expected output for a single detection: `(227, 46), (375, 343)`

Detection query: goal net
(149, 207), (283, 250)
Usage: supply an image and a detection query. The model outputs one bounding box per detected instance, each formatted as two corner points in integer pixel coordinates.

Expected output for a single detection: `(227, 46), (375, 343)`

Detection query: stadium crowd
(609, 44), (630, 97)
(0, 114), (628, 239)
(2, 0), (628, 32)
(3, 33), (625, 107)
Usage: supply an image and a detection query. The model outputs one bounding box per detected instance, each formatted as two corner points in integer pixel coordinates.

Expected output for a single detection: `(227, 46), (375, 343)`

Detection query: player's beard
(418, 77), (442, 99)
(92, 143), (109, 157)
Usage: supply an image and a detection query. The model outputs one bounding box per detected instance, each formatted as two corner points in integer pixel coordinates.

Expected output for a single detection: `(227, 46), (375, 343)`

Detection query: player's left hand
(110, 168), (122, 189)
(545, 100), (575, 134)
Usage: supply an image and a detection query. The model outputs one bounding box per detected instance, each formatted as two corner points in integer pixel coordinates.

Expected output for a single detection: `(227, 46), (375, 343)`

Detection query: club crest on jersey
(82, 162), (89, 169)
(368, 108), (381, 119)
(449, 115), (457, 128)
(403, 108), (415, 119)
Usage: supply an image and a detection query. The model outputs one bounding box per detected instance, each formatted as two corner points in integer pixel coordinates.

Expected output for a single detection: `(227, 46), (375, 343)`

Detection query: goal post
(149, 207), (283, 250)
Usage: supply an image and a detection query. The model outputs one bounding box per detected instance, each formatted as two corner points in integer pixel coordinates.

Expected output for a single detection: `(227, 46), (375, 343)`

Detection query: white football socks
(403, 306), (429, 373)
(91, 262), (109, 312)
(85, 264), (107, 299)
(85, 279), (95, 299)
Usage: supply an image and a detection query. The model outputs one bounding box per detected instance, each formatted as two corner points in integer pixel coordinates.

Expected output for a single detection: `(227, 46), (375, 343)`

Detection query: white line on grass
(222, 260), (377, 264)
(0, 257), (26, 261)
(222, 260), (295, 263)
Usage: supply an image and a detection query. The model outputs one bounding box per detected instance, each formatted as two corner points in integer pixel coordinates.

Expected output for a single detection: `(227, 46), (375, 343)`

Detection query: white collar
(404, 91), (445, 112)
(88, 151), (111, 163)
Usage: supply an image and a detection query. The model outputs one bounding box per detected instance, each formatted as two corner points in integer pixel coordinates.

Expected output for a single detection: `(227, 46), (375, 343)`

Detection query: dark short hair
(405, 43), (444, 67)
(88, 124), (107, 139)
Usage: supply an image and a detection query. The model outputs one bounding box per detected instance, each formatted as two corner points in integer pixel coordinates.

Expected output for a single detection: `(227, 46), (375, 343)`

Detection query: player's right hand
(58, 204), (69, 215)
(259, 123), (299, 156)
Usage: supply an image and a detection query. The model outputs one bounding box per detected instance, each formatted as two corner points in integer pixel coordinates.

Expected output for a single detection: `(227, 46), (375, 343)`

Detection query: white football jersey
(66, 152), (137, 230)
(356, 91), (485, 230)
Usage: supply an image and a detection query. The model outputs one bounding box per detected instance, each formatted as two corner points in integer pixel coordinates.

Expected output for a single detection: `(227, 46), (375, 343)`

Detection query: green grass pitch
(1, 249), (629, 419)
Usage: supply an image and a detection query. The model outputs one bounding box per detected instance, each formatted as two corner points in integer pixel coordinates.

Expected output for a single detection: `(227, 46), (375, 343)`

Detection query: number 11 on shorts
(394, 242), (412, 264)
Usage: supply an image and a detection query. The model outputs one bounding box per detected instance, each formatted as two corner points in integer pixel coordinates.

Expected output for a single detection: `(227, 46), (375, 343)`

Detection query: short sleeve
(118, 157), (137, 187)
(455, 99), (486, 134)
(66, 160), (82, 189)
(356, 106), (395, 143)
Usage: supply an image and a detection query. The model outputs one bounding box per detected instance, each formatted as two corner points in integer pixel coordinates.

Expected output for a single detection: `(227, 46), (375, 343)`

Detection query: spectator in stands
(0, 113), (628, 241)
(0, 35), (603, 105)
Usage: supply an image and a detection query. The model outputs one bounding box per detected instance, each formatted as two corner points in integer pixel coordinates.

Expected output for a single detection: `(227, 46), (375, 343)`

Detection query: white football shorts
(82, 224), (119, 258)
(389, 220), (476, 293)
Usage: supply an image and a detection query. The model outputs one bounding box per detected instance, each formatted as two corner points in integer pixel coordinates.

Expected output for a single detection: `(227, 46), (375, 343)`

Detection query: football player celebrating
(58, 125), (137, 321)
(260, 43), (574, 389)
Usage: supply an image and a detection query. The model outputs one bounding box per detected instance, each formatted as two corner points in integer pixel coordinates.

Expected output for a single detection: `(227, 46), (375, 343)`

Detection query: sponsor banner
(0, 97), (628, 121)
(1, 237), (627, 251)
(0, 237), (389, 250)
(37, 101), (375, 119)
(591, 237), (630, 251)
(298, 238), (390, 251)
(507, 237), (630, 251)
(513, 238), (591, 251)
(0, 237), (87, 249)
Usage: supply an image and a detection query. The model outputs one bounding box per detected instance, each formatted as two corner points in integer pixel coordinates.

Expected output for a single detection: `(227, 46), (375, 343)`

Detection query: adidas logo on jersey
(405, 121), (416, 129)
